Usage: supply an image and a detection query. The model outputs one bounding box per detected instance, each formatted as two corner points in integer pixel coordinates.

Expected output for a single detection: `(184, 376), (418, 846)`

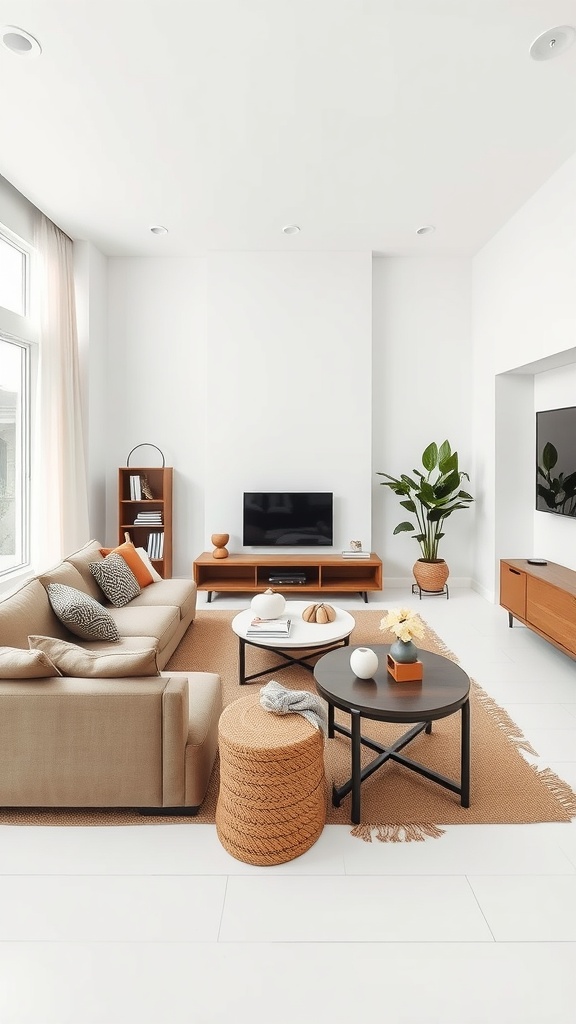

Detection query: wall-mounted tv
(243, 492), (333, 546)
(536, 406), (576, 517)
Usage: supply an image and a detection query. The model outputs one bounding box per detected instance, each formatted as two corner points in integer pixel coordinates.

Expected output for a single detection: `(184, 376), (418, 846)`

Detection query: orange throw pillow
(99, 542), (154, 588)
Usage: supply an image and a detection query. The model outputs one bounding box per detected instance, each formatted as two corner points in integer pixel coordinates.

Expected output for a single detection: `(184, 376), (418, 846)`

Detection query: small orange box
(386, 655), (424, 682)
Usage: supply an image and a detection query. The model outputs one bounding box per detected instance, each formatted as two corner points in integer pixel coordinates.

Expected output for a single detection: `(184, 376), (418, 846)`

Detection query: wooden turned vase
(211, 533), (230, 559)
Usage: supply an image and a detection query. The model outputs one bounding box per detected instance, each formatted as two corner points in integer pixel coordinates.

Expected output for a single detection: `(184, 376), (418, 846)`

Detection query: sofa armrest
(161, 675), (189, 806)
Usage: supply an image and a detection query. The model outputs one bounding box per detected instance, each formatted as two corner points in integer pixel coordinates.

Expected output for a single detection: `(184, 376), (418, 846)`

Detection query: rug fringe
(350, 822), (446, 843)
(529, 764), (576, 815)
(470, 679), (540, 756)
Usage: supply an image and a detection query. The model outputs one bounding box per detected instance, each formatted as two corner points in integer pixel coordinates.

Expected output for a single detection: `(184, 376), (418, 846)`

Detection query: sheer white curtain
(33, 214), (89, 569)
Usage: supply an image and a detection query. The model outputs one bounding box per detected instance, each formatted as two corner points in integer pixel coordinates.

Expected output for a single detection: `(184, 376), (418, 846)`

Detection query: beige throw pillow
(28, 635), (160, 678)
(0, 646), (61, 678)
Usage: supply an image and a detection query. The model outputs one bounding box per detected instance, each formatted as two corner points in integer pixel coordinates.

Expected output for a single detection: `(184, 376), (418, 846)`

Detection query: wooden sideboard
(193, 552), (383, 603)
(500, 558), (576, 660)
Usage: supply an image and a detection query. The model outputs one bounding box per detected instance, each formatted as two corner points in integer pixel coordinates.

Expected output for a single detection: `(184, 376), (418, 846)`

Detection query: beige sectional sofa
(0, 539), (221, 813)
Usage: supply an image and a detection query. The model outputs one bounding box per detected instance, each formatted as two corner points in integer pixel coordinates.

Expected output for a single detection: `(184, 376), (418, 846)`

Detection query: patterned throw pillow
(46, 583), (120, 641)
(89, 553), (141, 607)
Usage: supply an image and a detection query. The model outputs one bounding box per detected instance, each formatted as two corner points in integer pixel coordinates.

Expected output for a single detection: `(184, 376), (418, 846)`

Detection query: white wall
(73, 241), (108, 543)
(372, 256), (474, 586)
(106, 258), (207, 574)
(204, 252), (373, 554)
(473, 149), (576, 597)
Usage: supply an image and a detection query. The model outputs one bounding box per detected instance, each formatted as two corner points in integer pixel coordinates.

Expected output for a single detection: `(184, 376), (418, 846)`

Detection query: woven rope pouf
(216, 693), (327, 865)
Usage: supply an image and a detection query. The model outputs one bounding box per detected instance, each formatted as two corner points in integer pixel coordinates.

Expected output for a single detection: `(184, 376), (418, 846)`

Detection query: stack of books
(341, 549), (371, 558)
(246, 617), (292, 637)
(134, 511), (163, 526)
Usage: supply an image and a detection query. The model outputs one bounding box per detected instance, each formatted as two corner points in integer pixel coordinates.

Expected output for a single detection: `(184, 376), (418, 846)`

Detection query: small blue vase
(390, 639), (418, 663)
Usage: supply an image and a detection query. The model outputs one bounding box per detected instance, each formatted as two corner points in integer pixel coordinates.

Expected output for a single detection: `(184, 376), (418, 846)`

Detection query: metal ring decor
(126, 444), (165, 467)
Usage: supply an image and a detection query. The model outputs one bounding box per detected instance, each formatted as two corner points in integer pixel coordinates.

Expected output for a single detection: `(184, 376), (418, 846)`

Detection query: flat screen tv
(243, 492), (333, 546)
(536, 406), (576, 517)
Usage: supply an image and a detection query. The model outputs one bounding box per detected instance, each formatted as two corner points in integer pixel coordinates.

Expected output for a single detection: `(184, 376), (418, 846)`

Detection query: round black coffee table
(314, 644), (470, 824)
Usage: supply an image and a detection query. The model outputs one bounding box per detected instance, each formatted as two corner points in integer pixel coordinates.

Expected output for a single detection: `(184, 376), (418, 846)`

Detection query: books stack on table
(246, 617), (292, 637)
(341, 550), (371, 558)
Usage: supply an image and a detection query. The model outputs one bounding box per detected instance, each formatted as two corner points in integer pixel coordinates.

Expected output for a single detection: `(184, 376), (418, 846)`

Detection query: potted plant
(376, 440), (474, 592)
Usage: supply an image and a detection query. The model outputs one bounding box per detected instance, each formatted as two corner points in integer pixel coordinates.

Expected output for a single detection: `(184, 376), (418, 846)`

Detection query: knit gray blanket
(259, 680), (327, 735)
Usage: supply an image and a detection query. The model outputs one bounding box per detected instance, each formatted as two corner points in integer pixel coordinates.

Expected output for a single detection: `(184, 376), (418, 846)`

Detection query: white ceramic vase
(350, 646), (379, 679)
(250, 589), (286, 619)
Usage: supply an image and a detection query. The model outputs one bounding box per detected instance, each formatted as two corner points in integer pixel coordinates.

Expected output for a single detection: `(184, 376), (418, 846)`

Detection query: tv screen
(243, 492), (333, 546)
(536, 406), (576, 517)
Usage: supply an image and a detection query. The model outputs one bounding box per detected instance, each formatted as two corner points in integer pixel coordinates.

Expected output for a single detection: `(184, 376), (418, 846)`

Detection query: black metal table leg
(351, 710), (362, 825)
(461, 698), (470, 807)
(239, 637), (246, 685)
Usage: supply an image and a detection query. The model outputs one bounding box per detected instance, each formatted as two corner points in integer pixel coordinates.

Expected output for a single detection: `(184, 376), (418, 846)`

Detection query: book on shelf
(341, 550), (371, 558)
(146, 531), (164, 560)
(246, 617), (292, 636)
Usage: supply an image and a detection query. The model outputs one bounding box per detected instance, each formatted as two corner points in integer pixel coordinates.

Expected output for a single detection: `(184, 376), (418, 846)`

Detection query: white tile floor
(1, 587), (576, 1024)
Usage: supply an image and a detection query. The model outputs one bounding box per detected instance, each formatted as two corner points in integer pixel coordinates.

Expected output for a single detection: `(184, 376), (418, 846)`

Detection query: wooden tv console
(193, 552), (383, 603)
(500, 558), (576, 660)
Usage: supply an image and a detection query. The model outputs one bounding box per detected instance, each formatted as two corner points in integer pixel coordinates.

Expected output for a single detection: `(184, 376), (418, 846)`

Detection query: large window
(0, 336), (29, 573)
(0, 233), (27, 316)
(0, 225), (33, 578)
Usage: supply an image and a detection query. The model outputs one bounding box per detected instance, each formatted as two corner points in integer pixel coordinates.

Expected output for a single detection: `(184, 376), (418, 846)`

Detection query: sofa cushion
(64, 539), (106, 601)
(0, 578), (70, 648)
(46, 584), (120, 642)
(38, 560), (99, 599)
(107, 604), (180, 654)
(29, 635), (160, 678)
(99, 542), (154, 588)
(128, 579), (196, 620)
(89, 553), (141, 607)
(0, 646), (61, 678)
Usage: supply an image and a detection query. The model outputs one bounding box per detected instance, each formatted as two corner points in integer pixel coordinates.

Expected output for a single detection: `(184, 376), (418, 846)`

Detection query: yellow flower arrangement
(380, 607), (425, 644)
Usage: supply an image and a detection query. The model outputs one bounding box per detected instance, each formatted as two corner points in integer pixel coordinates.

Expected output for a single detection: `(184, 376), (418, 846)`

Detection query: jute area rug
(2, 610), (576, 842)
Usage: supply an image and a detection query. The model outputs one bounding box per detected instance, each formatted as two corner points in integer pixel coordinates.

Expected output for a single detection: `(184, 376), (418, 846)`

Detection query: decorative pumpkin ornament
(302, 602), (336, 624)
(250, 588), (286, 619)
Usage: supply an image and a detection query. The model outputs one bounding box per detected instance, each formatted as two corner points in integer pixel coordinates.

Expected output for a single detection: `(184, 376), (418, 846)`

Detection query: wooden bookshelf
(193, 552), (383, 603)
(118, 467), (173, 578)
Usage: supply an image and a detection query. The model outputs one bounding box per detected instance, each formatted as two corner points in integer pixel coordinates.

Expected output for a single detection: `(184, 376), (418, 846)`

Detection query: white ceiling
(1, 0), (576, 257)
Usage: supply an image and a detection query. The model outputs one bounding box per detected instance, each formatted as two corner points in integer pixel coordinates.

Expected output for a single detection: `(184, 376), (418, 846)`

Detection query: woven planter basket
(413, 558), (449, 592)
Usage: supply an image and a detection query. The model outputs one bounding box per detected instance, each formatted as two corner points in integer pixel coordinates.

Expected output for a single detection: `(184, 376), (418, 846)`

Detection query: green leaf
(542, 442), (558, 471)
(438, 451), (458, 475)
(421, 443), (438, 472)
(393, 522), (415, 535)
(438, 440), (451, 465)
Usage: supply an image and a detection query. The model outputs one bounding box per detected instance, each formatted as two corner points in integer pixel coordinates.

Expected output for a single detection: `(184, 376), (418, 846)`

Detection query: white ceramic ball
(350, 646), (379, 679)
(250, 589), (286, 619)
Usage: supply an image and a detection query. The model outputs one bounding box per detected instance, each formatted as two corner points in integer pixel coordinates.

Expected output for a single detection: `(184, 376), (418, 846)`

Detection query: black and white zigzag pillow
(46, 583), (120, 641)
(89, 553), (141, 608)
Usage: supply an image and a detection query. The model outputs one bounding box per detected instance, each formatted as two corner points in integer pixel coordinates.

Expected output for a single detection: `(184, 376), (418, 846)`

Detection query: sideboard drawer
(500, 562), (527, 619)
(527, 577), (576, 656)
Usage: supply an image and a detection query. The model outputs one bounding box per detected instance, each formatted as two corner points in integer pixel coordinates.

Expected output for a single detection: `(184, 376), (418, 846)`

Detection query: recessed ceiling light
(1, 25), (42, 57)
(530, 25), (575, 61)
(416, 225), (435, 235)
(150, 225), (168, 235)
(282, 224), (300, 235)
